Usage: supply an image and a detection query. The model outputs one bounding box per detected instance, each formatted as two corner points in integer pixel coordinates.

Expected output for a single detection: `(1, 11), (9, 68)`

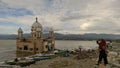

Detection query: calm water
(0, 40), (97, 62)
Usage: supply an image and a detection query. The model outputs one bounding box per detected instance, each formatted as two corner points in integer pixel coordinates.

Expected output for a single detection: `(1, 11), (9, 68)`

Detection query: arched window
(24, 45), (28, 50)
(19, 48), (22, 50)
(36, 48), (39, 51)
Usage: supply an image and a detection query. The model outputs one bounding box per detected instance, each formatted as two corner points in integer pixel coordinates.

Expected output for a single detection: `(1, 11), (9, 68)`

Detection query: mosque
(16, 18), (55, 54)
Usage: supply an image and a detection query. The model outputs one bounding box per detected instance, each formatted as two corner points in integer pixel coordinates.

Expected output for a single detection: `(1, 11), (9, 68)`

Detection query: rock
(108, 51), (118, 57)
(118, 55), (120, 57)
(106, 65), (111, 68)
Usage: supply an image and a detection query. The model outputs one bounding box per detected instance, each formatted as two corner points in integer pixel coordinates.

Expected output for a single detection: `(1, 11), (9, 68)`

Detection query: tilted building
(16, 18), (55, 54)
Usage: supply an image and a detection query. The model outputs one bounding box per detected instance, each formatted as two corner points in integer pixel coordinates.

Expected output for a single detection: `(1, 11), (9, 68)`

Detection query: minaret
(49, 28), (55, 51)
(49, 28), (54, 37)
(31, 26), (35, 38)
(18, 27), (23, 38)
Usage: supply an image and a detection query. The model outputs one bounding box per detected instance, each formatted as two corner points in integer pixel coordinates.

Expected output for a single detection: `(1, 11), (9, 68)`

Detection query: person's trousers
(98, 54), (108, 65)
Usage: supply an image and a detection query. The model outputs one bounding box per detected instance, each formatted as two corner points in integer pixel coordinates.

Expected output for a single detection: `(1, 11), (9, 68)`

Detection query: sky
(0, 0), (120, 34)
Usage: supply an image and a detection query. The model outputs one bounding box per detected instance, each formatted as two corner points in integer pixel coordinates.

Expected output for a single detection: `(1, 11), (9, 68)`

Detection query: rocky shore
(22, 56), (96, 68)
(21, 42), (120, 68)
(1, 42), (119, 68)
(106, 42), (120, 68)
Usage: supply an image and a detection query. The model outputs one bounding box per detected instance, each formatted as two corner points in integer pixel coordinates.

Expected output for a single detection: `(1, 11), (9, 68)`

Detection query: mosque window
(19, 48), (22, 50)
(30, 48), (33, 51)
(31, 29), (33, 31)
(22, 38), (26, 42)
(46, 45), (48, 48)
(24, 45), (28, 50)
(36, 48), (38, 50)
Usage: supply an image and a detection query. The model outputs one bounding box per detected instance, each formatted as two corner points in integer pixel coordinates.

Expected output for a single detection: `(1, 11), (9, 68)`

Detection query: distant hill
(0, 33), (120, 40)
(0, 34), (17, 39)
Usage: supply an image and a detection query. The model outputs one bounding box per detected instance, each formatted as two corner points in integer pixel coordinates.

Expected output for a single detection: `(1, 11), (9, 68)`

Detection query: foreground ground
(19, 42), (120, 68)
(22, 56), (97, 68)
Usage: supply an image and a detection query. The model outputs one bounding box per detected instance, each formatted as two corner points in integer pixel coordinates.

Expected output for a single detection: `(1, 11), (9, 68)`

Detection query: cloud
(0, 0), (120, 34)
(0, 7), (33, 17)
(61, 13), (93, 22)
(80, 23), (91, 30)
(0, 0), (33, 17)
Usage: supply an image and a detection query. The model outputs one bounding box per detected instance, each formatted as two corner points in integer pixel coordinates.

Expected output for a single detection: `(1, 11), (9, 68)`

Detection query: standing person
(96, 38), (108, 66)
(109, 40), (112, 49)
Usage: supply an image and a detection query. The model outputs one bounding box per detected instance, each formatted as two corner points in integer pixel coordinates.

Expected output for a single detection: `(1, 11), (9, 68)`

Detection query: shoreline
(0, 42), (120, 68)
(22, 43), (120, 68)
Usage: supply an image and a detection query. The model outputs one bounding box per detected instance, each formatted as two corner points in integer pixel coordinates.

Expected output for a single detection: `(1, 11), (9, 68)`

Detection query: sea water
(0, 40), (97, 62)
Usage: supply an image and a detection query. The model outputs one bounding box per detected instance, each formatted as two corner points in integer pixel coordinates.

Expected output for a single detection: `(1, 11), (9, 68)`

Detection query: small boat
(34, 53), (54, 57)
(5, 59), (36, 67)
(41, 54), (54, 57)
(33, 57), (51, 61)
(5, 60), (16, 65)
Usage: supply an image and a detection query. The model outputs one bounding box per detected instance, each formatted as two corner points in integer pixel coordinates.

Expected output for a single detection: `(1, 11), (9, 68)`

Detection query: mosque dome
(36, 28), (41, 31)
(32, 21), (42, 28)
(31, 17), (42, 31)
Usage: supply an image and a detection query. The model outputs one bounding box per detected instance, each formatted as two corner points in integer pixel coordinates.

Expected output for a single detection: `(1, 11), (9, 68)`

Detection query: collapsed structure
(16, 18), (55, 54)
